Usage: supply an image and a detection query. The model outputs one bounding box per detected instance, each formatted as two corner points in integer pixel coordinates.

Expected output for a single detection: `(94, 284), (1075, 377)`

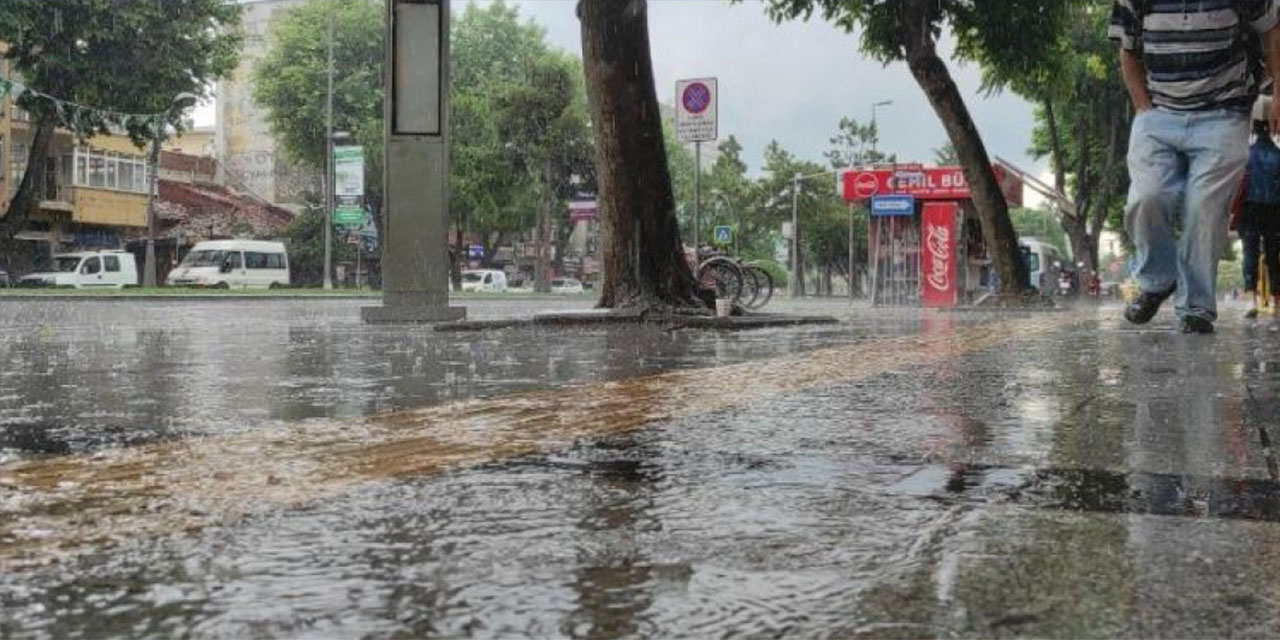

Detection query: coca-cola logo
(852, 172), (880, 198)
(925, 223), (951, 292)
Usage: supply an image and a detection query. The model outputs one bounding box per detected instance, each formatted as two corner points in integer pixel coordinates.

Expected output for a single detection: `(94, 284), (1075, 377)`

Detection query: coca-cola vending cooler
(920, 202), (959, 308)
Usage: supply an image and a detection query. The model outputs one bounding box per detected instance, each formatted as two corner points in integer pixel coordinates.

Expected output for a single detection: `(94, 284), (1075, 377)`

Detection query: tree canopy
(0, 0), (242, 265)
(0, 0), (241, 141)
(980, 1), (1129, 271)
(252, 0), (592, 265)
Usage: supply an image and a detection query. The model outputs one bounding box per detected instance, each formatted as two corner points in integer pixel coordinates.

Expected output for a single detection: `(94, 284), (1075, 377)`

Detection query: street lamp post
(323, 5), (336, 290)
(143, 92), (199, 289)
(870, 100), (893, 159)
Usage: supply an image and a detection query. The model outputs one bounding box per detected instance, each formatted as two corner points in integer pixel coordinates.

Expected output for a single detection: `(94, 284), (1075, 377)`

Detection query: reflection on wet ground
(0, 299), (919, 460)
(5, 299), (1280, 638)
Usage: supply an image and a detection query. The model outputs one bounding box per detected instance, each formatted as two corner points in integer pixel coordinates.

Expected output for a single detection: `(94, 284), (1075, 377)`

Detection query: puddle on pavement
(0, 314), (1071, 572)
(0, 301), (938, 460)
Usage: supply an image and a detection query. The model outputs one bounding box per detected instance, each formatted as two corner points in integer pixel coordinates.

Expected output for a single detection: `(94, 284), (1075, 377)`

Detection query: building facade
(215, 0), (320, 210)
(1, 61), (150, 253)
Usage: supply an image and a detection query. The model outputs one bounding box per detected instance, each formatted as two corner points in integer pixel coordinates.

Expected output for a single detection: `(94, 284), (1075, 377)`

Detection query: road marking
(0, 314), (1073, 570)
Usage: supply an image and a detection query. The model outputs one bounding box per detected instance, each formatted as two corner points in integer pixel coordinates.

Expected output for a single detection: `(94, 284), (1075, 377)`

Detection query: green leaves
(252, 0), (592, 242)
(0, 0), (241, 143)
(253, 0), (383, 172)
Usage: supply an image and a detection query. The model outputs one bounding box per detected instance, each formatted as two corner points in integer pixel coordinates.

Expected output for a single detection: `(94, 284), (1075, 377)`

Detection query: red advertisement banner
(920, 202), (958, 308)
(842, 165), (1022, 205)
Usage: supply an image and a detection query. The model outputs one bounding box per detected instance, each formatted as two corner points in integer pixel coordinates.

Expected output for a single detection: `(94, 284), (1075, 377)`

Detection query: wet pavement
(3, 297), (1280, 638)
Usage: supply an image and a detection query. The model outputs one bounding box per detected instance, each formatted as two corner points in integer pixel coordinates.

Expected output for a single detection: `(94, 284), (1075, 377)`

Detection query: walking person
(1111, 0), (1280, 333)
(1241, 107), (1280, 318)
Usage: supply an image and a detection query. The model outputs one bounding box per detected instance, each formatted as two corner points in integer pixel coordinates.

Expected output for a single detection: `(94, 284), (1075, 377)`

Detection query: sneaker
(1246, 306), (1260, 319)
(1124, 286), (1176, 325)
(1179, 315), (1215, 334)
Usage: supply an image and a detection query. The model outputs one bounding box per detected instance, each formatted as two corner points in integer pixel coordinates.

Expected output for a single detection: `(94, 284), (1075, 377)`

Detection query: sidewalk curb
(0, 294), (580, 303)
(436, 310), (840, 332)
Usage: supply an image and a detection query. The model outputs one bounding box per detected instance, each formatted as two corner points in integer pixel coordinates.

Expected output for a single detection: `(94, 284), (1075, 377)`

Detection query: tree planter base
(434, 309), (839, 332)
(361, 304), (467, 324)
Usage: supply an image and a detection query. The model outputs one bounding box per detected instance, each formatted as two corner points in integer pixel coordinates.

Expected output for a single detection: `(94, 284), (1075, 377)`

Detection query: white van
(461, 269), (507, 293)
(18, 250), (138, 289)
(167, 240), (290, 289)
(1019, 238), (1063, 293)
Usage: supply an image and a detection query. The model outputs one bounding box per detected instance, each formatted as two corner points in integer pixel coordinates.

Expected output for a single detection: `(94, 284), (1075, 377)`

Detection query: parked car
(166, 240), (290, 289)
(18, 250), (138, 289)
(461, 269), (508, 293)
(551, 278), (585, 295)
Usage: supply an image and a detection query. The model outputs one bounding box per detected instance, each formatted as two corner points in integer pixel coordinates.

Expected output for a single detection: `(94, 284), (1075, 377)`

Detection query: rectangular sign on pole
(334, 146), (365, 197)
(920, 202), (958, 308)
(334, 200), (366, 226)
(675, 78), (718, 143)
(870, 195), (915, 217)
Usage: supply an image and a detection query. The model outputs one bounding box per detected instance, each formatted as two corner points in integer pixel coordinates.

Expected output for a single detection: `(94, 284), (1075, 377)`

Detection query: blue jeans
(1125, 107), (1249, 321)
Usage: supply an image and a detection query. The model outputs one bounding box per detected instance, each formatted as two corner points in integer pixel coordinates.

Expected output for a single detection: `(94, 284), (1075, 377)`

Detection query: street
(3, 297), (1280, 638)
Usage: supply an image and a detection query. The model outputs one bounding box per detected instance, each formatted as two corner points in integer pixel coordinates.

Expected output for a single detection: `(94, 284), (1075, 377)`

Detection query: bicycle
(692, 246), (775, 310)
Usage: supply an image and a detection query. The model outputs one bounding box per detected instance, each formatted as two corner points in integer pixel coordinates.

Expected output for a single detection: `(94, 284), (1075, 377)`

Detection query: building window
(72, 146), (150, 194)
(119, 160), (134, 193)
(105, 152), (118, 189)
(9, 142), (27, 195)
(88, 153), (105, 188)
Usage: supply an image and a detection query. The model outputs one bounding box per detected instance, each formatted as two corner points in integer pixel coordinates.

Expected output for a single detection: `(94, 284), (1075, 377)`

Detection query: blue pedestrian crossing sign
(714, 226), (733, 246)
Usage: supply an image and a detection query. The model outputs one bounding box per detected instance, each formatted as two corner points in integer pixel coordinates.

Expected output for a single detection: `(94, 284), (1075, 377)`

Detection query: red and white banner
(920, 202), (958, 308)
(841, 164), (1023, 205)
(568, 200), (598, 222)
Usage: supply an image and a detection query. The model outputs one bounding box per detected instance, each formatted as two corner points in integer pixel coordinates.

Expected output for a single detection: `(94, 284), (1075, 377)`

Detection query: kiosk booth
(842, 164), (1023, 308)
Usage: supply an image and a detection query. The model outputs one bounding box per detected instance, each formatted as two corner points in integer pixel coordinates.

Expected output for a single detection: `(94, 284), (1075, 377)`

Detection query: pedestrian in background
(1241, 102), (1280, 319)
(1112, 0), (1280, 334)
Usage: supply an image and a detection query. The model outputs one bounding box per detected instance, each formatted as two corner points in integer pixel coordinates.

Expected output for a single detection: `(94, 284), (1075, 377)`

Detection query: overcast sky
(505, 0), (1045, 175)
(202, 0), (1051, 190)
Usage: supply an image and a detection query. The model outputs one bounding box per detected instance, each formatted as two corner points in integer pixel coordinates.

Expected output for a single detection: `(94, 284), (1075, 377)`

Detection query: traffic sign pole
(694, 140), (701, 250)
(676, 78), (717, 251)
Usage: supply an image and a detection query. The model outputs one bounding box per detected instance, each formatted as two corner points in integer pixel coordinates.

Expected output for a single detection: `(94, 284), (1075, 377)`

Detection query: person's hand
(1271, 91), (1280, 138)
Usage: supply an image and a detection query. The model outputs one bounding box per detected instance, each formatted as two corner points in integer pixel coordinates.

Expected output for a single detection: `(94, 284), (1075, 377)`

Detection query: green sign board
(334, 203), (366, 226)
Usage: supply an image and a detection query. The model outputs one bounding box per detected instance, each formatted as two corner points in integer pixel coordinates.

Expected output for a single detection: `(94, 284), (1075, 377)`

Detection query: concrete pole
(142, 118), (162, 289)
(362, 0), (464, 323)
(790, 172), (800, 298)
(323, 6), (335, 290)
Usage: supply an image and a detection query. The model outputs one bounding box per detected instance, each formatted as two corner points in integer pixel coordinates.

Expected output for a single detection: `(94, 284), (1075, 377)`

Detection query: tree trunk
(1044, 99), (1067, 195)
(901, 0), (1029, 297)
(1087, 95), (1123, 273)
(1062, 215), (1091, 279)
(0, 117), (57, 272)
(535, 159), (552, 293)
(578, 0), (703, 310)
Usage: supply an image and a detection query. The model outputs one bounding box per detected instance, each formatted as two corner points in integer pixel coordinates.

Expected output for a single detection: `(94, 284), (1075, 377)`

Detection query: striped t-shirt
(1110, 0), (1278, 111)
